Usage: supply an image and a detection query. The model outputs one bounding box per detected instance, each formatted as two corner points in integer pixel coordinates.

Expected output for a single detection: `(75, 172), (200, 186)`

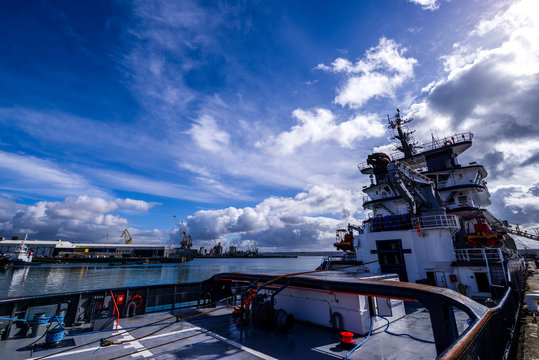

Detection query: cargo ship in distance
(0, 110), (530, 359)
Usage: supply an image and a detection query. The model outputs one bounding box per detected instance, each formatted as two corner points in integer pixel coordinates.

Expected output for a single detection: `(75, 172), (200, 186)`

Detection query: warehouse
(0, 238), (170, 258)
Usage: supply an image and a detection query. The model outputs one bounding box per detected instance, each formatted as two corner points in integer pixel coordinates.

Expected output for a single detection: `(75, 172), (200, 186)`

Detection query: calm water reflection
(0, 257), (323, 298)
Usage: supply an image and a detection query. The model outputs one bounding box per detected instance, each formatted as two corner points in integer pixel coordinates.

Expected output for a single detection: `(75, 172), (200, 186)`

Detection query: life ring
(444, 140), (452, 146)
(130, 294), (143, 309)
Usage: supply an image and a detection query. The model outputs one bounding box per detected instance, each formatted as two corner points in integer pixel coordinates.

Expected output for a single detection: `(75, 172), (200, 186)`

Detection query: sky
(0, 0), (538, 251)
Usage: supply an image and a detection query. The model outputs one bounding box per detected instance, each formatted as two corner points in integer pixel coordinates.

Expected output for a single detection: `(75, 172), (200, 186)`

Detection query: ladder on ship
(454, 248), (509, 289)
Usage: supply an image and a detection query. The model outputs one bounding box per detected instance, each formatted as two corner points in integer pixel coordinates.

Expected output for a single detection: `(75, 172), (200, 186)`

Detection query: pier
(518, 258), (539, 359)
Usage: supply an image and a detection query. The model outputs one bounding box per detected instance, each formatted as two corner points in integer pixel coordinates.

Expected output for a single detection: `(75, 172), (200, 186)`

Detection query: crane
(173, 216), (192, 256)
(121, 229), (133, 244)
(386, 161), (442, 215)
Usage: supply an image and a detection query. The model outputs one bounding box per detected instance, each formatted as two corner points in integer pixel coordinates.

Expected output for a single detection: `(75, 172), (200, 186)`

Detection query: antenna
(386, 108), (417, 158)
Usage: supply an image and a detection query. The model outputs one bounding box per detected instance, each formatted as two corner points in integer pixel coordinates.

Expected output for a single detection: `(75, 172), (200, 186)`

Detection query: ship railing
(0, 271), (522, 359)
(216, 272), (521, 359)
(454, 248), (504, 263)
(446, 198), (476, 210)
(390, 132), (473, 162)
(358, 133), (473, 170)
(357, 161), (369, 172)
(412, 214), (459, 230)
(321, 253), (357, 265)
(421, 132), (473, 152)
(437, 177), (485, 189)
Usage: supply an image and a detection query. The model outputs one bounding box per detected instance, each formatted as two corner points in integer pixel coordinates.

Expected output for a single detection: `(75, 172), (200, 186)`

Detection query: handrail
(214, 271), (491, 357)
(420, 132), (473, 152)
(437, 178), (485, 189)
(412, 214), (459, 229)
(439, 287), (519, 359)
(392, 132), (473, 161)
(454, 248), (503, 263)
(215, 272), (519, 359)
(0, 271), (520, 359)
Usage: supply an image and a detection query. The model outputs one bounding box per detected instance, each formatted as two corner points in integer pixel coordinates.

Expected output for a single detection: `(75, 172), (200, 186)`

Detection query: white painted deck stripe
(27, 326), (200, 359)
(198, 327), (278, 360)
(113, 324), (153, 358)
(138, 326), (201, 341)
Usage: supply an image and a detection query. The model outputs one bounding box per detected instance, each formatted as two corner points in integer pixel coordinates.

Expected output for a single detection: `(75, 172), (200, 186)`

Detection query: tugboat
(324, 109), (524, 299)
(0, 110), (526, 360)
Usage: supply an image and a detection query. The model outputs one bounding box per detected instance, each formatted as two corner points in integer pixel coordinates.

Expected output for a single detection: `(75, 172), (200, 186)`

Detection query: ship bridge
(358, 132), (473, 173)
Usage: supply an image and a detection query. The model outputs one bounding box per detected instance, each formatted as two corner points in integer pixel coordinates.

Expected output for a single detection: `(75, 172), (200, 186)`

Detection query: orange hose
(110, 290), (120, 329)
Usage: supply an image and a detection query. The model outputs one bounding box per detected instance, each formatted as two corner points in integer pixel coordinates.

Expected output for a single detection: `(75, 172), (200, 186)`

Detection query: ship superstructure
(331, 110), (523, 299)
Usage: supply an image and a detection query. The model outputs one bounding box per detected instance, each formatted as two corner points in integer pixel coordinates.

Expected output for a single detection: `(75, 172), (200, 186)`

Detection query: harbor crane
(121, 229), (133, 244)
(173, 216), (192, 256)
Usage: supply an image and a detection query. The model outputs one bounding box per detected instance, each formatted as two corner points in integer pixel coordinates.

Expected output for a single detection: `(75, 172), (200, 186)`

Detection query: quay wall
(517, 258), (539, 360)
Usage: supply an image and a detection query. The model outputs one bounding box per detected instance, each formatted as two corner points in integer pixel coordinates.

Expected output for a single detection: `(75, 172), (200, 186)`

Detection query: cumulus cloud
(260, 108), (386, 154)
(180, 185), (364, 251)
(0, 196), (161, 243)
(317, 38), (417, 109)
(410, 0), (539, 230)
(408, 0), (440, 11)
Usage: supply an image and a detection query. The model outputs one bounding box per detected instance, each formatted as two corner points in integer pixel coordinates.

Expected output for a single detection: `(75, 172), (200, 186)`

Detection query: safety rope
(108, 322), (233, 360)
(341, 315), (435, 359)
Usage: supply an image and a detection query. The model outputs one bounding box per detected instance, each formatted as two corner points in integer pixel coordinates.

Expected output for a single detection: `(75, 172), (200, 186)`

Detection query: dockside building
(0, 238), (170, 258)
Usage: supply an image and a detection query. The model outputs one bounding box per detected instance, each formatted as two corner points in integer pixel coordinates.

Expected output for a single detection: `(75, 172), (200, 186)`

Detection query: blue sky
(1, 0), (538, 250)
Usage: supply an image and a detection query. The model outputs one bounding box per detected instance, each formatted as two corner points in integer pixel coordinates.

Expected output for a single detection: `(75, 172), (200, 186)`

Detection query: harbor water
(0, 256), (323, 298)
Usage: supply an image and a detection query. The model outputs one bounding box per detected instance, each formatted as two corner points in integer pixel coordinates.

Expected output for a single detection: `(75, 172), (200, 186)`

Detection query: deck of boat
(0, 301), (453, 360)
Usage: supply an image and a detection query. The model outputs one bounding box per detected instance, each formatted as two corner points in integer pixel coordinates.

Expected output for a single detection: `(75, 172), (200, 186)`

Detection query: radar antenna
(387, 109), (418, 158)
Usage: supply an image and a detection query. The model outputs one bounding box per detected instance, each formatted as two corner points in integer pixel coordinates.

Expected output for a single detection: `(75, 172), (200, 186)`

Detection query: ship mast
(387, 109), (417, 158)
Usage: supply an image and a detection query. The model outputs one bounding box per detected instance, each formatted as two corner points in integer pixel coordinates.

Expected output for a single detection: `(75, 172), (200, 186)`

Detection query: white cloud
(181, 184), (364, 251)
(318, 38), (417, 109)
(0, 196), (161, 243)
(261, 108), (386, 154)
(114, 198), (159, 211)
(0, 150), (104, 198)
(187, 115), (230, 152)
(408, 0), (440, 11)
(92, 168), (230, 202)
